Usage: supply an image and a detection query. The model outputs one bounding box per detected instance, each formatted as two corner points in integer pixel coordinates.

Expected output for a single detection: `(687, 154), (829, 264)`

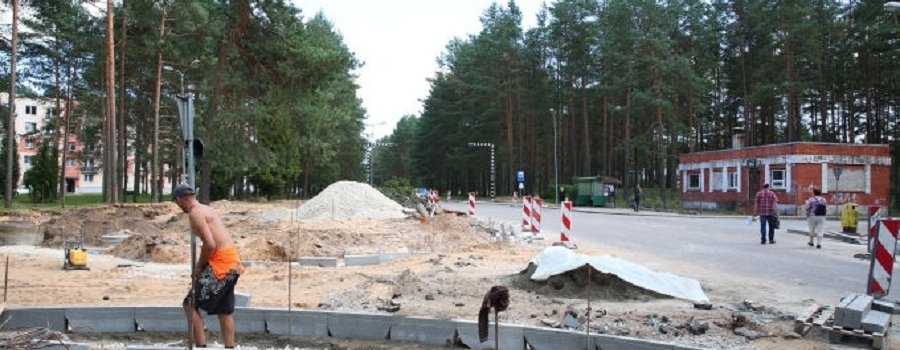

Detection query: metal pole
(554, 112), (559, 204)
(494, 309), (499, 350)
(490, 144), (495, 201)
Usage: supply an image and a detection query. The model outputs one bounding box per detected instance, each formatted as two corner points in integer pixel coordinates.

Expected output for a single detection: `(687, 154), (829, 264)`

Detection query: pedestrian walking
(632, 185), (642, 212)
(754, 184), (779, 244)
(805, 188), (827, 249)
(173, 183), (244, 348)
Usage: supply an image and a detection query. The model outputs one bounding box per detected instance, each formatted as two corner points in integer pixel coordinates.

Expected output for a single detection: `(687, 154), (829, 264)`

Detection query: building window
(83, 174), (94, 183)
(24, 156), (32, 165)
(25, 106), (37, 115)
(25, 140), (35, 149)
(771, 169), (786, 189)
(67, 143), (76, 151)
(729, 172), (739, 190)
(24, 122), (37, 133)
(687, 174), (701, 190)
(65, 158), (76, 167)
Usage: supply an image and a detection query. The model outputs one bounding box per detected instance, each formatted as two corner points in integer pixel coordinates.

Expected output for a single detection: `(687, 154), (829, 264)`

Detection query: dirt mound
(297, 181), (406, 221)
(107, 233), (188, 263)
(39, 204), (175, 247)
(511, 263), (670, 302)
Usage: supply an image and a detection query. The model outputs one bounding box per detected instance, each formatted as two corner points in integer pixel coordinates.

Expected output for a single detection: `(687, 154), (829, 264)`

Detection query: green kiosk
(573, 176), (606, 207)
(573, 176), (620, 207)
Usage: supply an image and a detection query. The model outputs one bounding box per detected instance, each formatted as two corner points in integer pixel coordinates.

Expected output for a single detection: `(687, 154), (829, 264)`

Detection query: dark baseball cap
(172, 183), (195, 200)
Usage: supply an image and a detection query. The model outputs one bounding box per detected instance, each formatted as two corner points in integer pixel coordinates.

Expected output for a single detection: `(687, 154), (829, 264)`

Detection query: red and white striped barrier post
(868, 206), (883, 253)
(561, 200), (573, 242)
(531, 197), (543, 235)
(867, 218), (900, 297)
(522, 196), (532, 230)
(467, 192), (476, 216)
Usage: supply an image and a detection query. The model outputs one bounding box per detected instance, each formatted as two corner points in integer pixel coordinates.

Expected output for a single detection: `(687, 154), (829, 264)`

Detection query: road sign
(517, 171), (525, 183)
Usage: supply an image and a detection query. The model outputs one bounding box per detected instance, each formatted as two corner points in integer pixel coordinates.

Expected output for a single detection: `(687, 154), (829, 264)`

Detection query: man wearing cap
(173, 183), (244, 348)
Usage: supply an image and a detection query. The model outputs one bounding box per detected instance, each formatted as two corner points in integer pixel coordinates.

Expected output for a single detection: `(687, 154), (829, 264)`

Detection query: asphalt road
(444, 200), (899, 304)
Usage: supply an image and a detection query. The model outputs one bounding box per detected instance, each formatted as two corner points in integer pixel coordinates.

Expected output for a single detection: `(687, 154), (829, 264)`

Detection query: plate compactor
(62, 228), (90, 270)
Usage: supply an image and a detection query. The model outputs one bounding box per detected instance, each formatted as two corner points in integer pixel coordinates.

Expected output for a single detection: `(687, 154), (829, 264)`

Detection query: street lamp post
(467, 142), (496, 201)
(551, 108), (559, 204)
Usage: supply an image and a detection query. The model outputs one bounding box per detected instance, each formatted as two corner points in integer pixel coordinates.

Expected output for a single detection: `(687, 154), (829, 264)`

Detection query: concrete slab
(327, 311), (394, 341)
(344, 254), (381, 266)
(840, 294), (874, 329)
(456, 320), (525, 350)
(265, 309), (330, 337)
(389, 316), (456, 346)
(522, 326), (592, 350)
(595, 334), (687, 350)
(834, 293), (858, 326)
(235, 292), (251, 307)
(126, 347), (258, 350)
(66, 307), (135, 333)
(134, 306), (187, 332)
(872, 299), (898, 314)
(41, 343), (91, 350)
(0, 307), (66, 332)
(299, 257), (338, 267)
(234, 307), (267, 334)
(861, 310), (891, 333)
(378, 252), (411, 263)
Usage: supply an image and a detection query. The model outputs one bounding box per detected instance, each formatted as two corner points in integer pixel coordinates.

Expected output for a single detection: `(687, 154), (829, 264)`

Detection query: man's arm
(189, 208), (217, 274)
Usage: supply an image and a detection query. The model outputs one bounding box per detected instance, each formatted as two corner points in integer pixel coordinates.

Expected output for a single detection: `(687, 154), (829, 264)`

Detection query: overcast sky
(291, 0), (546, 140)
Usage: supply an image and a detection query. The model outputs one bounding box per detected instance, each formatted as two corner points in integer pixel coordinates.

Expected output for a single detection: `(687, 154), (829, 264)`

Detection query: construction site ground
(1, 200), (898, 350)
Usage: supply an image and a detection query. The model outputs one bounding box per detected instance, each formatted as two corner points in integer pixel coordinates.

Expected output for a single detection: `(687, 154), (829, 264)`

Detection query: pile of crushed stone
(297, 181), (407, 221)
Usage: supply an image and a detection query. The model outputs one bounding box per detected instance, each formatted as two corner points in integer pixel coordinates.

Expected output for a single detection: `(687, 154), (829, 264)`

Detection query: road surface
(444, 200), (898, 305)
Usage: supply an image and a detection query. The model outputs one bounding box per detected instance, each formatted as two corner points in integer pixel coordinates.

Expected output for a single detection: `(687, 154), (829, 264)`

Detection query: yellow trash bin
(841, 203), (858, 233)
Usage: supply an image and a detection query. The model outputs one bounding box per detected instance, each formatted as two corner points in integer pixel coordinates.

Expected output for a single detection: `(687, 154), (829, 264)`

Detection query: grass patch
(1, 193), (155, 211)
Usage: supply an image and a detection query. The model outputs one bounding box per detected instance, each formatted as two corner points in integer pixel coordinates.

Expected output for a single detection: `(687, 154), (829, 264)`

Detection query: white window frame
(728, 172), (739, 190)
(687, 173), (701, 190)
(65, 158), (76, 167)
(83, 174), (94, 182)
(24, 122), (37, 133)
(771, 169), (787, 189)
(24, 155), (33, 164)
(25, 140), (35, 149)
(67, 143), (76, 151)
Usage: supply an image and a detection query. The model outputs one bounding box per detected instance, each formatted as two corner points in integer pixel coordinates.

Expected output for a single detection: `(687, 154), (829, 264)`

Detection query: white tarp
(528, 246), (709, 303)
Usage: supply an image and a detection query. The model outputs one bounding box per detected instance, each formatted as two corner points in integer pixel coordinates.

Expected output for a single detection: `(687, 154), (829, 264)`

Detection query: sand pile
(297, 181), (407, 221)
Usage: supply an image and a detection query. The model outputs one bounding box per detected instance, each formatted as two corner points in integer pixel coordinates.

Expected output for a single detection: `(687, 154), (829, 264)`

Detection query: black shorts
(183, 266), (240, 315)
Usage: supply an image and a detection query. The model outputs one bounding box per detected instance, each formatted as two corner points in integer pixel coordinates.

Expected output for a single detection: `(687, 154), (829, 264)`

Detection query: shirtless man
(173, 183), (243, 348)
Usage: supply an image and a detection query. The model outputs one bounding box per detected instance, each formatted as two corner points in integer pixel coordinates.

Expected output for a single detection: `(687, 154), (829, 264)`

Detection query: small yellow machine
(63, 228), (90, 270)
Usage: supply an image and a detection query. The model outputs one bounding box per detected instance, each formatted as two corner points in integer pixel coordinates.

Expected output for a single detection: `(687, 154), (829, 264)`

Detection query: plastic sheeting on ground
(527, 246), (709, 303)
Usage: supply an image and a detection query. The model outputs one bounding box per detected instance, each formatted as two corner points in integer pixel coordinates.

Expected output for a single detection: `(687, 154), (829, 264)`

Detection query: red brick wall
(679, 142), (891, 208)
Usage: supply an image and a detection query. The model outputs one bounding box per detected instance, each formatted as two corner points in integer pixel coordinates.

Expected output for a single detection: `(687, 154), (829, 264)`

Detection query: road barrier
(867, 218), (900, 297)
(560, 200), (572, 242)
(522, 196), (532, 230)
(468, 192), (476, 216)
(869, 206), (883, 253)
(531, 197), (542, 235)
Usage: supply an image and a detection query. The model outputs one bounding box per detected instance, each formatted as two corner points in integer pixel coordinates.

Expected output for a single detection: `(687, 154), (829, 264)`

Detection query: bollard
(468, 192), (476, 216)
(531, 197), (543, 235)
(867, 218), (900, 297)
(869, 206), (883, 253)
(561, 200), (572, 242)
(522, 196), (532, 230)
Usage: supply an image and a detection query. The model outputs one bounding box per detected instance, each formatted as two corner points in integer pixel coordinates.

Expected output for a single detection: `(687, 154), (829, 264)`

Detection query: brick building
(2, 93), (162, 194)
(678, 139), (891, 214)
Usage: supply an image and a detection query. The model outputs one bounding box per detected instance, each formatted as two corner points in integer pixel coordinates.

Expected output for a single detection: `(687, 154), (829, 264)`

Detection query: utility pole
(5, 0), (19, 208)
(467, 142), (496, 201)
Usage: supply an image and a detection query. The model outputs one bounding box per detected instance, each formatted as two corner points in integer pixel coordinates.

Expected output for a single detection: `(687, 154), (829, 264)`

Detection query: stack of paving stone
(834, 293), (893, 333)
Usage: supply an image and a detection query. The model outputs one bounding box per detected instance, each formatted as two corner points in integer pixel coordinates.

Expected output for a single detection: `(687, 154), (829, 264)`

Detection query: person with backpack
(805, 188), (828, 249)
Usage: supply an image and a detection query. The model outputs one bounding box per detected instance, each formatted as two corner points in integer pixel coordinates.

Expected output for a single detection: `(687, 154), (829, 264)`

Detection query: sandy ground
(0, 201), (896, 350)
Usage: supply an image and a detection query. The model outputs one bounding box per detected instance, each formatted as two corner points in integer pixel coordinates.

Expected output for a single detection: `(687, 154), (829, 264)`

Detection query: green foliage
(23, 139), (59, 202)
(379, 177), (415, 208)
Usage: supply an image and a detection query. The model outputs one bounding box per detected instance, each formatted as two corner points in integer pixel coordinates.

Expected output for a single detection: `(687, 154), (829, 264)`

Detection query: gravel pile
(297, 181), (406, 221)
